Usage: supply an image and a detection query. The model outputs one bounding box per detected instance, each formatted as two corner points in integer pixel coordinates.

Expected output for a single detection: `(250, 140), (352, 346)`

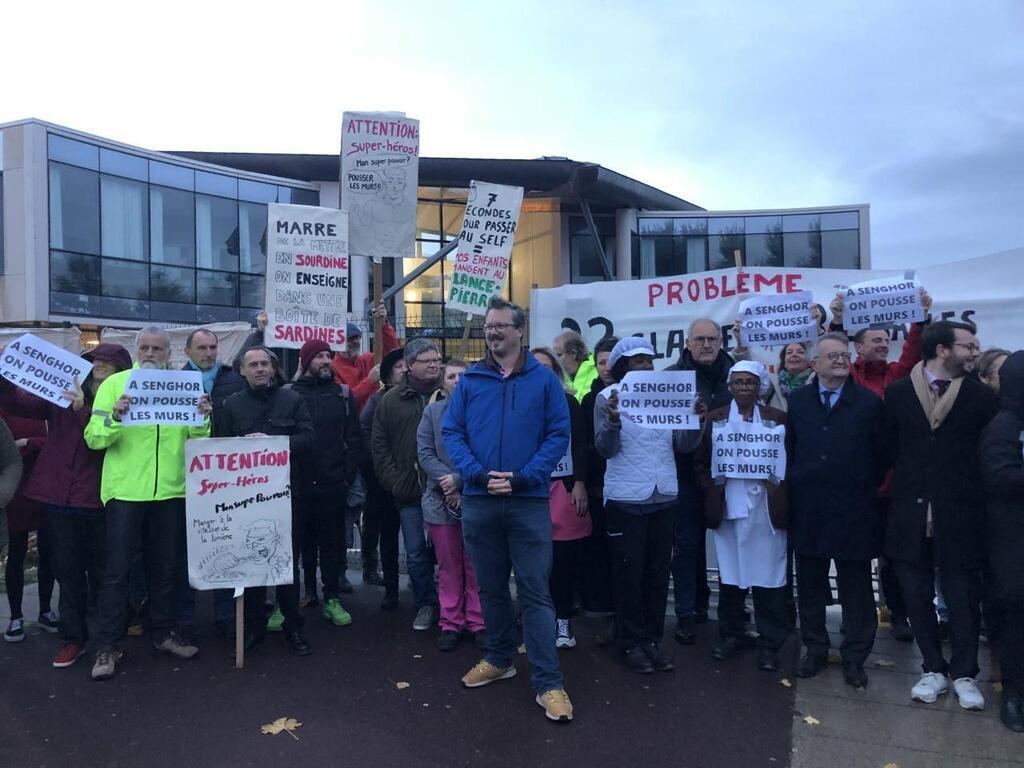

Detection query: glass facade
(570, 215), (616, 283)
(45, 133), (318, 323)
(635, 210), (862, 278)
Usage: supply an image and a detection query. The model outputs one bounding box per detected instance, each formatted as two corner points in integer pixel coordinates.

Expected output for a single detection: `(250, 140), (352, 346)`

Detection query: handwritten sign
(341, 111), (420, 260)
(447, 180), (524, 316)
(121, 369), (204, 427)
(551, 445), (574, 479)
(844, 276), (924, 333)
(265, 203), (349, 350)
(616, 371), (699, 430)
(186, 436), (293, 591)
(0, 333), (92, 408)
(739, 290), (817, 347)
(711, 420), (787, 481)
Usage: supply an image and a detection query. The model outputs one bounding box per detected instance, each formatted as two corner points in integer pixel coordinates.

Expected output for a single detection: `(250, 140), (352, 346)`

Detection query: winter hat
(299, 339), (332, 371)
(728, 360), (771, 399)
(346, 323), (363, 339)
(380, 348), (406, 388)
(608, 337), (656, 370)
(83, 343), (132, 372)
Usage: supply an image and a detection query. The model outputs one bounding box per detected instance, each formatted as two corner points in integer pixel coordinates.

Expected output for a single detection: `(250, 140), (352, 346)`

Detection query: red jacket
(332, 323), (399, 412)
(849, 321), (924, 398)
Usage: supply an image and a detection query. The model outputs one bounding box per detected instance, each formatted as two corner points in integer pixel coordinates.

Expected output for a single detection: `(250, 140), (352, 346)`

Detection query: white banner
(843, 275), (924, 333)
(0, 333), (92, 408)
(611, 370), (699, 430)
(530, 251), (1023, 371)
(121, 369), (205, 427)
(711, 420), (787, 481)
(265, 204), (350, 350)
(739, 290), (817, 347)
(186, 436), (293, 591)
(341, 111), (420, 260)
(447, 180), (524, 316)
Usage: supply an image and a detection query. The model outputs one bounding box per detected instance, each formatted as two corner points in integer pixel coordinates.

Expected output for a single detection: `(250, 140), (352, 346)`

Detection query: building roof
(168, 152), (702, 212)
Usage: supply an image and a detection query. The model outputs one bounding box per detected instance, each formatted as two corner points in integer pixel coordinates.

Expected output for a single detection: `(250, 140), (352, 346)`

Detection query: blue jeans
(671, 483), (704, 620)
(461, 495), (563, 694)
(398, 505), (437, 609)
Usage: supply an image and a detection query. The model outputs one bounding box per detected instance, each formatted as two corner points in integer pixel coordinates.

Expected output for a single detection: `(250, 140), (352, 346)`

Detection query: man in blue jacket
(443, 296), (573, 723)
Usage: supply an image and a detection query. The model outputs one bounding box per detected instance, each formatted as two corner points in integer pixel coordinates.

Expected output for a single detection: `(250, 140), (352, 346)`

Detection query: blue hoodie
(442, 351), (570, 498)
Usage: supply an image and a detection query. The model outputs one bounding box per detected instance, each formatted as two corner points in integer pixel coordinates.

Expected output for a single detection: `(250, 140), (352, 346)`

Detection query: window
(783, 230), (822, 267)
(570, 215), (615, 283)
(821, 230), (859, 269)
(239, 274), (265, 310)
(708, 233), (744, 270)
(100, 149), (148, 181)
(102, 258), (149, 299)
(48, 135), (98, 170)
(151, 264), (195, 303)
(101, 175), (148, 261)
(50, 251), (100, 294)
(49, 163), (100, 255)
(744, 232), (783, 267)
(150, 186), (195, 266)
(197, 269), (237, 306)
(239, 202), (267, 274)
(196, 195), (238, 271)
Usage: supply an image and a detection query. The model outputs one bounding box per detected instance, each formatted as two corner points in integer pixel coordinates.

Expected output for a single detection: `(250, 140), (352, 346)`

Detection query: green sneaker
(266, 606), (285, 633)
(322, 598), (352, 627)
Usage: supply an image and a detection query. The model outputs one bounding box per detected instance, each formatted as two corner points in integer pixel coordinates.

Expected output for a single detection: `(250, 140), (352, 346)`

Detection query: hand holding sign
(63, 376), (85, 412)
(616, 371), (699, 430)
(843, 276), (926, 333)
(0, 333), (93, 408)
(739, 291), (817, 347)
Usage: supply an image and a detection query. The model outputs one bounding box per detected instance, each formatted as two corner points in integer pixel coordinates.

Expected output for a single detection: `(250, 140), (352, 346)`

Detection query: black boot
(798, 651), (828, 678)
(624, 645), (655, 674)
(1000, 693), (1024, 733)
(757, 648), (781, 672)
(285, 630), (311, 656)
(711, 636), (742, 661)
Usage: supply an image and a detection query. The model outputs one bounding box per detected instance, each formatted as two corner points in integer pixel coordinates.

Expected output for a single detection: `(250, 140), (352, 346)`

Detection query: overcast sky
(4, 1), (1021, 268)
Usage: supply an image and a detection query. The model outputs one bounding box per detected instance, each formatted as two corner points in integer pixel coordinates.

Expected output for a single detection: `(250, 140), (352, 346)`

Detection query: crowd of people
(2, 290), (1023, 731)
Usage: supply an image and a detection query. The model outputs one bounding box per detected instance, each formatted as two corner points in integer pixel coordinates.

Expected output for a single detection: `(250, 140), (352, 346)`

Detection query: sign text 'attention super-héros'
(265, 204), (350, 350)
(446, 181), (524, 316)
(0, 333), (92, 408)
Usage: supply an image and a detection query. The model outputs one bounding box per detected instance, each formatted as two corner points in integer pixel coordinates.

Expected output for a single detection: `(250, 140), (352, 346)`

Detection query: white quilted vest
(600, 386), (679, 504)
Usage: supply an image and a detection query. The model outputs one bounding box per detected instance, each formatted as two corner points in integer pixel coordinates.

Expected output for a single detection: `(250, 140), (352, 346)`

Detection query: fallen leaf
(780, 678), (792, 688)
(802, 715), (820, 726)
(873, 659), (895, 669)
(413, 654), (423, 659)
(261, 717), (302, 740)
(396, 681), (411, 690)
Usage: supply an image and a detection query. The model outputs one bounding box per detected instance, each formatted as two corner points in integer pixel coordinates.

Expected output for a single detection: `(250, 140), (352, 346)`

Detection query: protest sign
(265, 204), (350, 350)
(121, 369), (204, 427)
(711, 420), (787, 481)
(614, 371), (699, 430)
(551, 446), (574, 479)
(0, 333), (92, 408)
(185, 436), (293, 592)
(843, 275), (924, 333)
(739, 290), (817, 347)
(446, 180), (524, 316)
(341, 111), (420, 260)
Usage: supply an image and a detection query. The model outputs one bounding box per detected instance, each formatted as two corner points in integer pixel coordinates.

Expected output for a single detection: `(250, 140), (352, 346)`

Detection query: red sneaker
(52, 643), (86, 669)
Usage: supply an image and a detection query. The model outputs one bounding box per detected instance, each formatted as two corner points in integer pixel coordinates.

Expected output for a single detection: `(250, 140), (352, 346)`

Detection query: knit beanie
(299, 339), (332, 371)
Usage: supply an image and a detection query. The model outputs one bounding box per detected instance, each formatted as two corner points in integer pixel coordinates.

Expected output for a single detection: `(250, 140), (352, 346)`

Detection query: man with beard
(86, 328), (212, 681)
(885, 321), (999, 710)
(217, 346), (316, 655)
(288, 340), (362, 627)
(665, 318), (734, 642)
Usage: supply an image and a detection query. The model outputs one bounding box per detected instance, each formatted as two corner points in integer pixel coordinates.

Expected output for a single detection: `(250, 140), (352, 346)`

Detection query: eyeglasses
(414, 357), (442, 366)
(952, 342), (980, 353)
(824, 352), (852, 362)
(690, 336), (721, 346)
(484, 323), (517, 332)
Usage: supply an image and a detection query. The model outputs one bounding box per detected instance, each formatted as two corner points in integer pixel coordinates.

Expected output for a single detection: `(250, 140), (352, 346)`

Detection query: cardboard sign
(551, 445), (574, 479)
(0, 333), (92, 408)
(739, 290), (817, 347)
(265, 204), (350, 350)
(615, 371), (699, 430)
(341, 111), (420, 260)
(711, 420), (787, 481)
(843, 276), (924, 333)
(186, 437), (293, 591)
(121, 369), (205, 427)
(446, 180), (524, 316)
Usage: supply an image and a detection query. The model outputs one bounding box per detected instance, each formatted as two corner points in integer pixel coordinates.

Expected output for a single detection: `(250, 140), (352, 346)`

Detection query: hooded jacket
(979, 350), (1024, 600)
(287, 375), (361, 490)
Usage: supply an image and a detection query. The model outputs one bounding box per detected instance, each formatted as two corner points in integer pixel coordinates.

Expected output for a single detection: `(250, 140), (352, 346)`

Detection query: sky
(3, 0), (1021, 269)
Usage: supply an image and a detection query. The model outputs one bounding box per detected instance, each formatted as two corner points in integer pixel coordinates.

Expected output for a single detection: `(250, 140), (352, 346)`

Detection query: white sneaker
(3, 618), (25, 643)
(413, 605), (436, 632)
(911, 672), (950, 703)
(555, 619), (576, 649)
(953, 677), (986, 711)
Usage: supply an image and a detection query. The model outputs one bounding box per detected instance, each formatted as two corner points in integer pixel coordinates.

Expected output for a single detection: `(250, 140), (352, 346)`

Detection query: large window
(49, 163), (100, 255)
(570, 214), (616, 283)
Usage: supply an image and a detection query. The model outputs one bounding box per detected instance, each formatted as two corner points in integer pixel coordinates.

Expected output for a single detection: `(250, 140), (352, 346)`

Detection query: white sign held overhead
(186, 437), (294, 592)
(711, 420), (787, 482)
(446, 181), (524, 316)
(739, 290), (817, 347)
(0, 333), (92, 408)
(843, 275), (925, 333)
(340, 111), (420, 260)
(121, 369), (205, 427)
(265, 204), (350, 350)
(614, 370), (700, 430)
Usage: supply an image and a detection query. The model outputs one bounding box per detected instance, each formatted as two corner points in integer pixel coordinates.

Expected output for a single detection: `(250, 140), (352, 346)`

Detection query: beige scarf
(910, 361), (963, 431)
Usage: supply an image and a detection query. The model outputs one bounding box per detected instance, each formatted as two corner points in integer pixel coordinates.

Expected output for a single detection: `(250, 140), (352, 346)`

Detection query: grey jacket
(417, 398), (463, 525)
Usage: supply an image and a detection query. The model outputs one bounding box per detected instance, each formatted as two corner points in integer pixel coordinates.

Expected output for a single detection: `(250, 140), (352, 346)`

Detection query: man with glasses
(786, 333), (889, 688)
(371, 339), (441, 631)
(884, 321), (999, 710)
(665, 318), (735, 643)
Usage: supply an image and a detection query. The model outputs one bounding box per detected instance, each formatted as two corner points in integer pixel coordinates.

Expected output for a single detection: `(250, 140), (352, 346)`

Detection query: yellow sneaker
(536, 688), (573, 722)
(461, 659), (517, 688)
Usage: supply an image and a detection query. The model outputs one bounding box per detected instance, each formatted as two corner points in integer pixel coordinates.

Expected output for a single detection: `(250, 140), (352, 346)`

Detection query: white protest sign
(843, 275), (924, 333)
(616, 370), (699, 430)
(185, 437), (293, 591)
(739, 290), (817, 347)
(711, 420), (787, 481)
(121, 369), (204, 427)
(265, 204), (350, 350)
(551, 446), (574, 479)
(447, 180), (524, 316)
(0, 333), (92, 408)
(341, 111), (420, 260)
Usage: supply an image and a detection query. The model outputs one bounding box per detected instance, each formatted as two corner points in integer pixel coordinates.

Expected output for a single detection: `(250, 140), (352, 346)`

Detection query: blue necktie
(822, 390), (835, 410)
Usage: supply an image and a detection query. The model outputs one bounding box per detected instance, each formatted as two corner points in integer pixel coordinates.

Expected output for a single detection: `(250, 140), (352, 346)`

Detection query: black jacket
(216, 384), (316, 483)
(786, 379), (888, 560)
(184, 362), (245, 435)
(557, 392), (589, 493)
(665, 348), (734, 485)
(287, 376), (362, 490)
(979, 351), (1024, 600)
(884, 372), (999, 569)
(580, 376), (606, 496)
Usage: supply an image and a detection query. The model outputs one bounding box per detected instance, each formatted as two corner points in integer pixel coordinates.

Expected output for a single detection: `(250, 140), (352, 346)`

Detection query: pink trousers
(426, 522), (485, 633)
